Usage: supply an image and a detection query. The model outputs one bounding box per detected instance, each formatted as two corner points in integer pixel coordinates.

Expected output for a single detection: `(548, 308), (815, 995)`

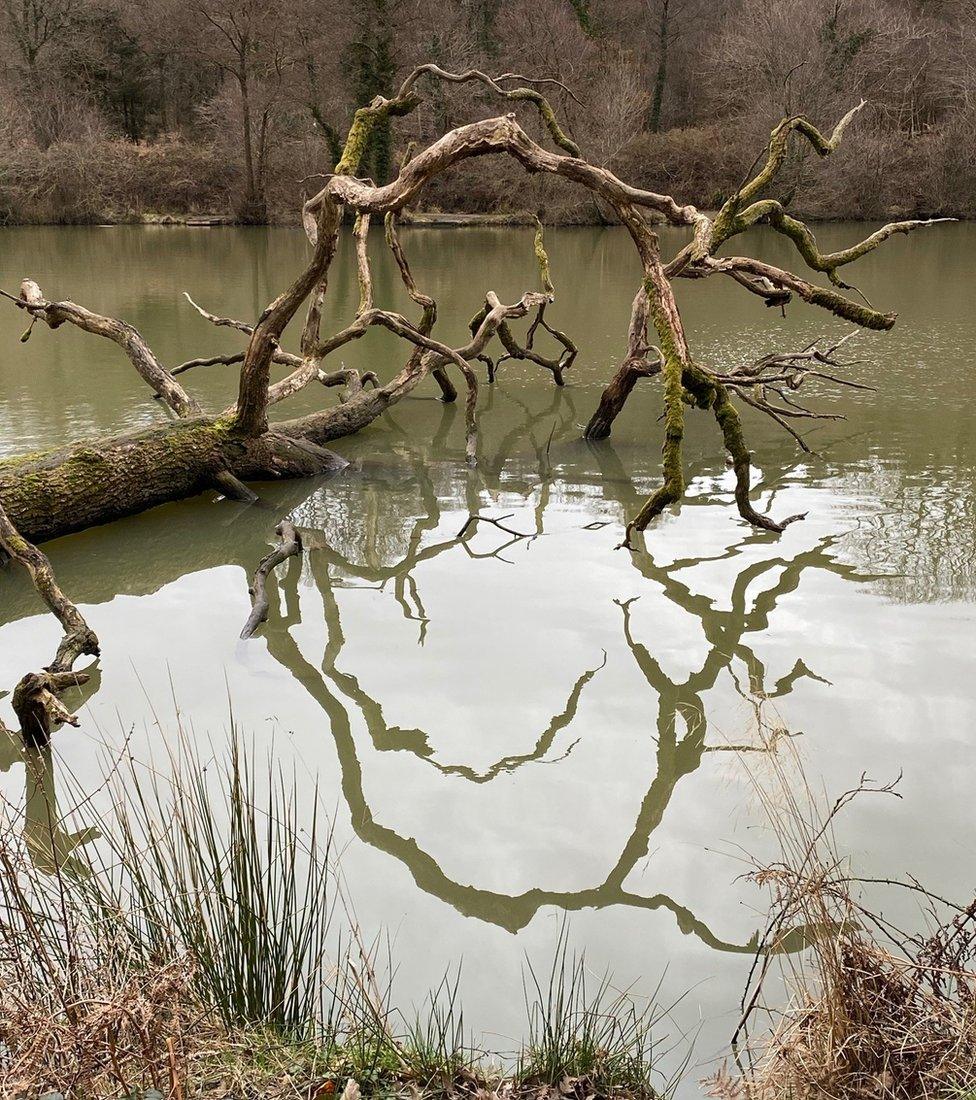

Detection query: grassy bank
(0, 734), (679, 1100)
(2, 718), (976, 1099)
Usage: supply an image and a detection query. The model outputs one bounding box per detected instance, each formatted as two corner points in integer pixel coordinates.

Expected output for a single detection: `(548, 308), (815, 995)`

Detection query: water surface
(1, 223), (973, 1088)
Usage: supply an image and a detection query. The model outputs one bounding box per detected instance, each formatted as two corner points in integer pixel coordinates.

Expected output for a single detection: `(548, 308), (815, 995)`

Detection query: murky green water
(1, 224), (974, 1088)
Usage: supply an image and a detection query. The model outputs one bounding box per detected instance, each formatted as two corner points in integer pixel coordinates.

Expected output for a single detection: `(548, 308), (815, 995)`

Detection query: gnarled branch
(3, 280), (199, 417)
(0, 501), (98, 743)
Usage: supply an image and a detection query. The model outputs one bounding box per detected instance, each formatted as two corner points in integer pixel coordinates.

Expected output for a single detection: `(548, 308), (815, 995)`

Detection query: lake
(1, 222), (973, 1091)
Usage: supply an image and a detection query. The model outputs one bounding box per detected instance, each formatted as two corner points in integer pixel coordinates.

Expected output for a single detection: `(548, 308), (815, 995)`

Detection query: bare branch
(398, 63), (583, 156)
(353, 213), (373, 315)
(184, 291), (254, 335)
(0, 499), (97, 743)
(241, 521), (302, 639)
(3, 281), (199, 417)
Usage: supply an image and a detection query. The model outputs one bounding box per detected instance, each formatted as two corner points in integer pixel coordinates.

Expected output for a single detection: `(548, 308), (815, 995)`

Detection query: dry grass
(0, 734), (673, 1099)
(0, 826), (213, 1098)
(704, 707), (976, 1100)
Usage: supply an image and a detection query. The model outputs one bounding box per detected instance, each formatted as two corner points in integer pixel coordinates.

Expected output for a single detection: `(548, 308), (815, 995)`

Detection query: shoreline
(0, 209), (961, 229)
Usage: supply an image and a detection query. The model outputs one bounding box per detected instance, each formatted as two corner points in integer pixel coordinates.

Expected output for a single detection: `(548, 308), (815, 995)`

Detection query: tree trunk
(237, 70), (267, 223)
(584, 359), (660, 439)
(649, 0), (670, 133)
(0, 417), (346, 545)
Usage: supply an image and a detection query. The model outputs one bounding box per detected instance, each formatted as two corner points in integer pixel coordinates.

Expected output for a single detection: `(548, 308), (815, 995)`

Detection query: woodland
(0, 0), (974, 223)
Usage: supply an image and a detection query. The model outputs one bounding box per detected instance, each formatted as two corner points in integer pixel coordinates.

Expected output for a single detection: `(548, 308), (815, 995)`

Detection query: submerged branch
(241, 521), (303, 640)
(0, 500), (98, 743)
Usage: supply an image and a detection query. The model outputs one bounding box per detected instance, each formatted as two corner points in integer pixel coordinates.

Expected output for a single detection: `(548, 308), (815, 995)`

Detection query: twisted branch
(3, 281), (199, 417)
(0, 501), (98, 743)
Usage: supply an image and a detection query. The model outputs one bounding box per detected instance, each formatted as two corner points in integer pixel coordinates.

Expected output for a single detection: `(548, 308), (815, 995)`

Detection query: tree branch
(3, 281), (199, 417)
(0, 500), (98, 743)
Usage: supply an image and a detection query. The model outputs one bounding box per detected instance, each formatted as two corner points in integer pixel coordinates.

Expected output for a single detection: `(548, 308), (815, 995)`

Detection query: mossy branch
(739, 100), (866, 206)
(622, 348), (685, 548)
(732, 207), (954, 286)
(712, 385), (805, 532)
(399, 64), (582, 157)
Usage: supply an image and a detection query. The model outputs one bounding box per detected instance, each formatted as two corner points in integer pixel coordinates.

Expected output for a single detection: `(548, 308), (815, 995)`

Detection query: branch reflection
(3, 386), (873, 961)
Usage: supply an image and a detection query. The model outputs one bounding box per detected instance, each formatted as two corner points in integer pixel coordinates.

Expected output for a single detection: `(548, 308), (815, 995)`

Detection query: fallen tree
(0, 66), (946, 738)
(0, 70), (944, 548)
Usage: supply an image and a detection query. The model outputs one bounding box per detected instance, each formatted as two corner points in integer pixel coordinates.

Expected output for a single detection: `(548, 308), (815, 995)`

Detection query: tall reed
(0, 729), (676, 1097)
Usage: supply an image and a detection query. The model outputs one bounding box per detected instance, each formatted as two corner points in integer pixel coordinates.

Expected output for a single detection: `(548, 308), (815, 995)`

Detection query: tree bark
(584, 358), (661, 439)
(0, 417), (346, 545)
(649, 0), (670, 133)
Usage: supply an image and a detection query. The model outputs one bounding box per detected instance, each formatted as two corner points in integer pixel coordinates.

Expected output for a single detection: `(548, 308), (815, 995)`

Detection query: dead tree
(0, 69), (944, 558)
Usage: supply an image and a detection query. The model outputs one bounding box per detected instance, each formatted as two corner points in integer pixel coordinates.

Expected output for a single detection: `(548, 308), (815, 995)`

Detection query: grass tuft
(518, 922), (674, 1098)
(0, 731), (676, 1098)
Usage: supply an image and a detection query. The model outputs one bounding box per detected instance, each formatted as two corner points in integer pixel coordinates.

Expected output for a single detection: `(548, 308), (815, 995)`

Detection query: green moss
(335, 93), (420, 178)
(73, 448), (109, 466)
(626, 278), (688, 537)
(804, 284), (895, 329)
(532, 218), (554, 294)
(0, 448), (52, 474)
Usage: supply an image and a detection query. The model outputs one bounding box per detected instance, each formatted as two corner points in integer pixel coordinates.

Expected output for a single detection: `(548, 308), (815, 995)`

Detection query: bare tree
(0, 0), (77, 74)
(647, 0), (674, 132)
(177, 0), (294, 220)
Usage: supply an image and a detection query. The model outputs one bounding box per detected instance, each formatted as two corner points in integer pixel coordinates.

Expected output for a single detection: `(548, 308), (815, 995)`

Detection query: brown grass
(704, 710), (976, 1100)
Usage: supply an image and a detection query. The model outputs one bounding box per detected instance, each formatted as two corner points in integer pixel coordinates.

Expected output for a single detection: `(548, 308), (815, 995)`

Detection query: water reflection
(1, 666), (102, 875)
(263, 554), (776, 949)
(1, 225), (974, 1095)
(229, 407), (872, 949)
(3, 372), (890, 956)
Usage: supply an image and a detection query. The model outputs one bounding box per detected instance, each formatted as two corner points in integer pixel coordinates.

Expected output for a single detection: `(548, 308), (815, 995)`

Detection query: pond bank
(26, 210), (552, 228)
(5, 732), (976, 1100)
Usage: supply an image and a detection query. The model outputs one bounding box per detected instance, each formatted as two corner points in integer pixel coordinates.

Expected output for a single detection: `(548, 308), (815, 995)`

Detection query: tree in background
(348, 0), (397, 183)
(181, 0), (292, 222)
(0, 0), (77, 74)
(0, 0), (975, 221)
(647, 0), (673, 132)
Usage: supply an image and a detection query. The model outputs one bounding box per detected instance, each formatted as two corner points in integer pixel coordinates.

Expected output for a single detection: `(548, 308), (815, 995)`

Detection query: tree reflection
(2, 388), (876, 958)
(242, 406), (875, 951)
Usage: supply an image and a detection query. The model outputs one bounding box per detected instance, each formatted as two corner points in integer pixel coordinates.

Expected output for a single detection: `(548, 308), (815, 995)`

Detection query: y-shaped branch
(3, 280), (199, 417)
(473, 220), (578, 386)
(183, 293), (378, 408)
(709, 101), (867, 249)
